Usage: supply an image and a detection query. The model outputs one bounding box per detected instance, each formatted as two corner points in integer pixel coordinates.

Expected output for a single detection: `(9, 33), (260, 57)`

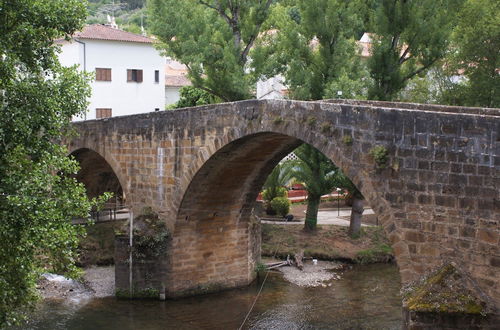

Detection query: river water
(20, 264), (402, 329)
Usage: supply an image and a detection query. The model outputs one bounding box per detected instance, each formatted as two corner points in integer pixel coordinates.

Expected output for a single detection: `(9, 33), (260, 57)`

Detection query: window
(154, 70), (159, 83)
(95, 68), (111, 81)
(96, 108), (112, 119)
(127, 69), (143, 83)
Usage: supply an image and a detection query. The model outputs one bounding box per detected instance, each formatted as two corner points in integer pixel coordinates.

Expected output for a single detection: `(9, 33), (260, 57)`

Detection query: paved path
(261, 208), (375, 227)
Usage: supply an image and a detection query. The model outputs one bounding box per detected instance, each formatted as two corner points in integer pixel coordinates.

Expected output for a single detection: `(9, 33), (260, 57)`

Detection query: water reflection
(19, 264), (402, 330)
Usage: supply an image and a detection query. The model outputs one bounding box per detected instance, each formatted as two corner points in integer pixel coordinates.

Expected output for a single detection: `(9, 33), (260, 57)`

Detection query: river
(19, 264), (402, 329)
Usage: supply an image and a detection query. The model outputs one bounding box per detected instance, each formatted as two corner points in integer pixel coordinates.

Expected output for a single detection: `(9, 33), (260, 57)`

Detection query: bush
(270, 197), (291, 217)
(262, 187), (287, 202)
(369, 145), (389, 169)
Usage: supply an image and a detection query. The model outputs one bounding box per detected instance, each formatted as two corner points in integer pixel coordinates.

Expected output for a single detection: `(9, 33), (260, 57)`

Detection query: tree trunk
(348, 197), (364, 237)
(304, 194), (320, 231)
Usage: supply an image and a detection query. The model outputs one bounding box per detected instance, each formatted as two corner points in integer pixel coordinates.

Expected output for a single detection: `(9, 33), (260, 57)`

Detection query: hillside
(86, 0), (147, 34)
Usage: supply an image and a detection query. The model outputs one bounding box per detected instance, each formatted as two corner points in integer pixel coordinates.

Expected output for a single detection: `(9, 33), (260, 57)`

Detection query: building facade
(164, 57), (191, 107)
(57, 24), (165, 120)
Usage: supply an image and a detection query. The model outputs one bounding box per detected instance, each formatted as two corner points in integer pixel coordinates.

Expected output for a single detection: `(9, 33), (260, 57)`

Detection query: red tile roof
(165, 75), (191, 87)
(73, 24), (153, 44)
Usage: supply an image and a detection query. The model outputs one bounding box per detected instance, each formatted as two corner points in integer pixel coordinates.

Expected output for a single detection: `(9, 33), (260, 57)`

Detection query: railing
(73, 203), (129, 224)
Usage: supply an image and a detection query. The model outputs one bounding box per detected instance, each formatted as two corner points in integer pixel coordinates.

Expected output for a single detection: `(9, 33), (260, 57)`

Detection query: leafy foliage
(288, 144), (338, 230)
(447, 0), (500, 107)
(270, 196), (290, 217)
(169, 86), (220, 109)
(262, 162), (293, 201)
(253, 0), (370, 100)
(367, 0), (464, 100)
(262, 187), (288, 203)
(0, 0), (101, 326)
(131, 207), (170, 260)
(148, 0), (275, 101)
(369, 145), (389, 169)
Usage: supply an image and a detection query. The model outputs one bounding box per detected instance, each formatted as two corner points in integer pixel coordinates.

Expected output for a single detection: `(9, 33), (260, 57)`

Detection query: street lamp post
(336, 188), (342, 216)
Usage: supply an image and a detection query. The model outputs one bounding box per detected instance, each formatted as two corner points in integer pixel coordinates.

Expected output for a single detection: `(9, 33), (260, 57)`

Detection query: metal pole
(336, 188), (341, 216)
(129, 210), (134, 296)
(338, 193), (340, 216)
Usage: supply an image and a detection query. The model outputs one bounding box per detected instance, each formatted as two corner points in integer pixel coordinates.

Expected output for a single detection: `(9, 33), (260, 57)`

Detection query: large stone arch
(166, 103), (408, 297)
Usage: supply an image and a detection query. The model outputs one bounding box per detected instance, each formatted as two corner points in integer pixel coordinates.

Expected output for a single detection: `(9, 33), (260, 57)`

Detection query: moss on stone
(403, 264), (486, 315)
(174, 282), (228, 297)
(273, 116), (284, 125)
(116, 287), (159, 299)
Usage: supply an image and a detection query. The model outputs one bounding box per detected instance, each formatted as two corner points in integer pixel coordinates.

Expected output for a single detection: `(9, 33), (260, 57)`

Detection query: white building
(257, 74), (288, 100)
(56, 24), (165, 120)
(165, 58), (191, 106)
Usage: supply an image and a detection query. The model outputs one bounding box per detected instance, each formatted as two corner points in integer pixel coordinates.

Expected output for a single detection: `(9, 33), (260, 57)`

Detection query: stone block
(477, 230), (498, 245)
(460, 226), (477, 239)
(405, 231), (426, 243)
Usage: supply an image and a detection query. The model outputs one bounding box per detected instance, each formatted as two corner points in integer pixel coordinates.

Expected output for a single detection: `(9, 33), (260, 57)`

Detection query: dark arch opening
(69, 148), (126, 267)
(177, 132), (302, 222)
(70, 148), (124, 205)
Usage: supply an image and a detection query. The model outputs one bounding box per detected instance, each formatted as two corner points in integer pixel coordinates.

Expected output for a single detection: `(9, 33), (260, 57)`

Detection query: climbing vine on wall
(131, 207), (170, 260)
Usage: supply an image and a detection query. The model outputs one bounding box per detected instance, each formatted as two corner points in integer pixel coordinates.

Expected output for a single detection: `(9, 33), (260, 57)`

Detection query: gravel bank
(82, 265), (115, 297)
(279, 260), (344, 287)
(37, 266), (115, 300)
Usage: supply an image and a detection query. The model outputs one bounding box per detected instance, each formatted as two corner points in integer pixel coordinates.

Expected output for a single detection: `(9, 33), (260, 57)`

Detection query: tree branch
(391, 34), (399, 51)
(184, 62), (230, 102)
(240, 0), (273, 64)
(402, 59), (438, 83)
(198, 0), (232, 26)
(399, 45), (411, 64)
(398, 33), (418, 64)
(195, 84), (230, 102)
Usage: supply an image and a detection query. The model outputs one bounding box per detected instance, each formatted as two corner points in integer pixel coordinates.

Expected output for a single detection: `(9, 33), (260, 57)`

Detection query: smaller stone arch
(69, 148), (126, 206)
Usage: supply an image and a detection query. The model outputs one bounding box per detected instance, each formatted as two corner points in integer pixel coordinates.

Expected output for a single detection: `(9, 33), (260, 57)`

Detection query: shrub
(369, 145), (389, 169)
(270, 197), (290, 217)
(262, 187), (287, 202)
(342, 135), (353, 145)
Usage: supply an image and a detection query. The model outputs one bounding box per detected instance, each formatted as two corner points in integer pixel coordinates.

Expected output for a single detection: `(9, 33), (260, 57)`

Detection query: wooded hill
(87, 0), (147, 34)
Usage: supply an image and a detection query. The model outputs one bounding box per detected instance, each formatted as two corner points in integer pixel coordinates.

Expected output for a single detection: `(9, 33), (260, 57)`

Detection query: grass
(261, 223), (393, 263)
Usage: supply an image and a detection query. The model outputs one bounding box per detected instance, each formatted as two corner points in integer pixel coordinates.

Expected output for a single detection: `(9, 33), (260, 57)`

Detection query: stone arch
(168, 130), (399, 297)
(69, 148), (126, 205)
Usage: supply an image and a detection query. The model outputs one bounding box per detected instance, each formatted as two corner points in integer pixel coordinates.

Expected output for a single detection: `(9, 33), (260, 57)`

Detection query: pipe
(74, 38), (86, 72)
(129, 210), (134, 296)
(74, 38), (87, 120)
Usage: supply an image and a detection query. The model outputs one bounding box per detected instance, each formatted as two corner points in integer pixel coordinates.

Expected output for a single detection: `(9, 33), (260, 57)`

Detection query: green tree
(0, 0), (99, 326)
(148, 0), (275, 102)
(288, 144), (338, 231)
(253, 0), (370, 100)
(261, 162), (292, 215)
(333, 171), (365, 238)
(169, 86), (219, 109)
(368, 0), (464, 101)
(448, 0), (499, 107)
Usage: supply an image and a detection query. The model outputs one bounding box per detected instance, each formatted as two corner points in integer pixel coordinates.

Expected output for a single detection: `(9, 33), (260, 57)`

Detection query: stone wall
(68, 99), (499, 309)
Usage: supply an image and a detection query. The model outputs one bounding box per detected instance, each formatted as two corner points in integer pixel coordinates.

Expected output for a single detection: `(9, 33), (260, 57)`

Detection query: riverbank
(261, 223), (393, 263)
(37, 266), (115, 300)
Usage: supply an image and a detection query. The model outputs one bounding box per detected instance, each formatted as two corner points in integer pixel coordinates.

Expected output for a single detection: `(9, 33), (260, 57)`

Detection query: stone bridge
(67, 99), (499, 309)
